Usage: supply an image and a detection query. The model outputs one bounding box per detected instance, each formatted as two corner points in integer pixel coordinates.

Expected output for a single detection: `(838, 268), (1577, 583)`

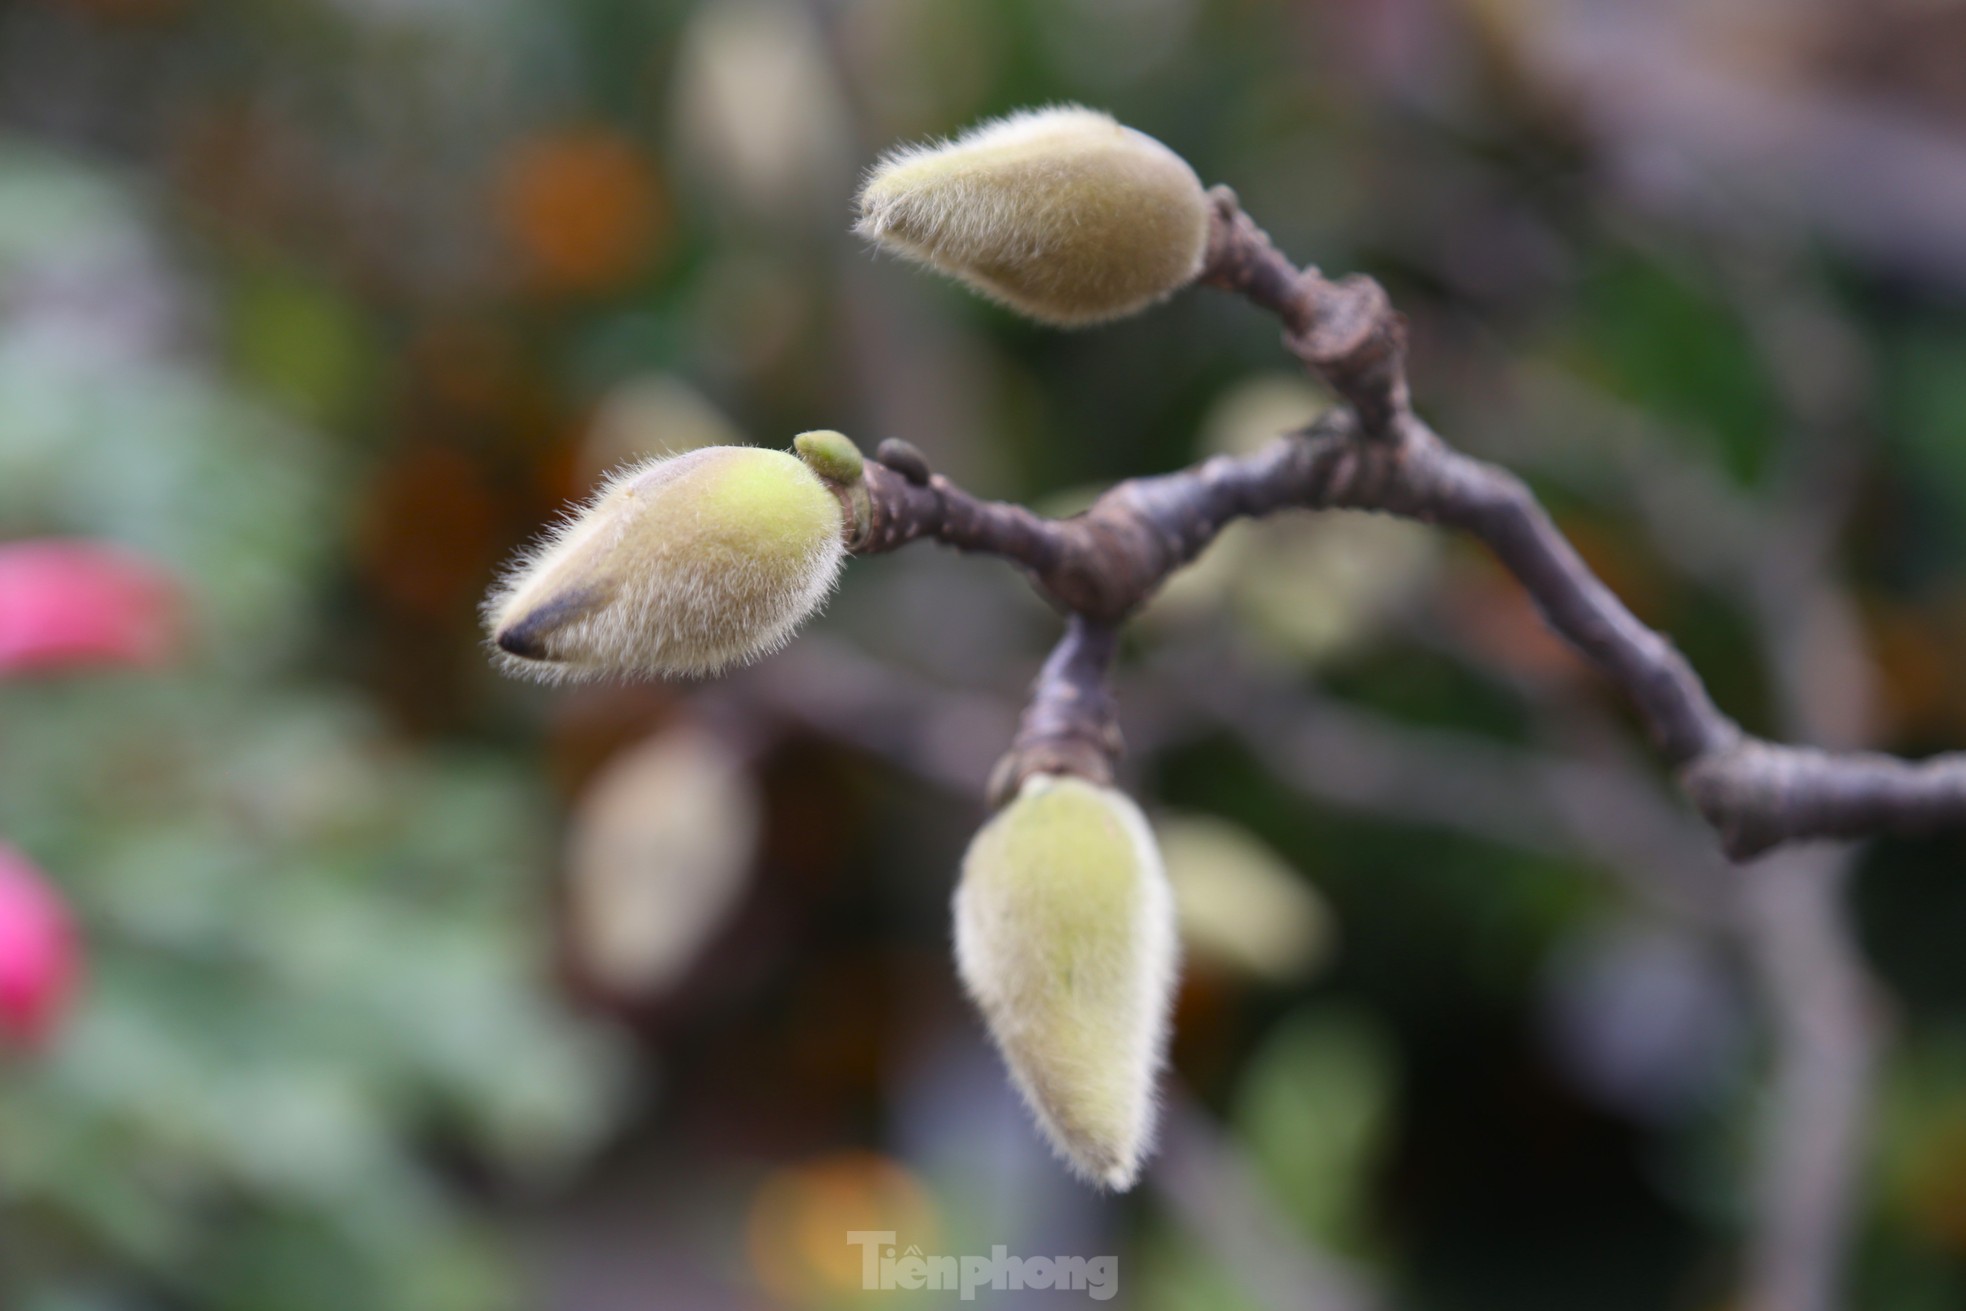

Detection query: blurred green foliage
(0, 138), (624, 1310)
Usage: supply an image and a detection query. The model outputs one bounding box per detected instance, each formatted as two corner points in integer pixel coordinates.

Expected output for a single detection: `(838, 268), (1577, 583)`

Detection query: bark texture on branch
(845, 192), (1966, 860)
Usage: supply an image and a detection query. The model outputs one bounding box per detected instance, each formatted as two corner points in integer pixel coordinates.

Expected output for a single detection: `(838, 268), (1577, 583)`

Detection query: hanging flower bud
(953, 773), (1178, 1190)
(856, 105), (1211, 327)
(487, 446), (846, 681)
(0, 845), (79, 1048)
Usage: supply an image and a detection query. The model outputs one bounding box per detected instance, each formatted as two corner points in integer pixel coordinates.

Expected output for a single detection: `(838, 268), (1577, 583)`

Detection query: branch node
(988, 618), (1123, 808)
(874, 438), (934, 486)
(845, 189), (1966, 862)
(1682, 742), (1791, 862)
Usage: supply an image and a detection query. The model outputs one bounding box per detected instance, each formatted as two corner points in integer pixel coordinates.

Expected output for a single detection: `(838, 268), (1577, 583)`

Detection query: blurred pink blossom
(0, 846), (79, 1047)
(0, 539), (178, 675)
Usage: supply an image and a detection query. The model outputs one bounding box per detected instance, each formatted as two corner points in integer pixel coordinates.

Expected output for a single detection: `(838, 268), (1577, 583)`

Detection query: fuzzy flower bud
(856, 105), (1211, 328)
(486, 446), (846, 681)
(953, 773), (1179, 1190)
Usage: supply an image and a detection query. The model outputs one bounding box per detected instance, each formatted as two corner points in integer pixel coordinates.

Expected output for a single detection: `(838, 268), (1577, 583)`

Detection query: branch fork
(847, 191), (1966, 861)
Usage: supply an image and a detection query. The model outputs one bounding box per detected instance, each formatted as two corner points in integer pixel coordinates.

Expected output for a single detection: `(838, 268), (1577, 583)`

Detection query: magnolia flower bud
(486, 446), (846, 681)
(953, 773), (1178, 1190)
(856, 105), (1211, 327)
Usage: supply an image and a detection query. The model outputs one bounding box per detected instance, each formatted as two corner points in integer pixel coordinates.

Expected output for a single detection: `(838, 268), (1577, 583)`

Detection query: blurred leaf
(1883, 324), (1966, 536)
(1155, 812), (1334, 984)
(1230, 1007), (1395, 1254)
(227, 262), (379, 428)
(1554, 251), (1778, 485)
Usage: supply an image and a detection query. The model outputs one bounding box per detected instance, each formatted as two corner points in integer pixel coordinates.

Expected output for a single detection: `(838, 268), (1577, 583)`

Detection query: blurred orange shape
(1866, 598), (1956, 739)
(1440, 550), (1586, 683)
(1903, 1116), (1966, 1252)
(746, 1151), (938, 1301)
(357, 446), (499, 619)
(0, 539), (178, 676)
(496, 128), (667, 295)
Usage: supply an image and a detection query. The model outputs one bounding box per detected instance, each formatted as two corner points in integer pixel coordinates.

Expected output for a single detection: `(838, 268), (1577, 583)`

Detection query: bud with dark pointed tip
(953, 773), (1178, 1190)
(485, 445), (846, 681)
(856, 105), (1211, 328)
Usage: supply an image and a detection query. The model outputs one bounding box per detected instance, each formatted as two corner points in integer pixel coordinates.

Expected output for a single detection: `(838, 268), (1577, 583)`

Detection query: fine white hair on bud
(485, 445), (846, 681)
(856, 105), (1211, 328)
(953, 773), (1180, 1190)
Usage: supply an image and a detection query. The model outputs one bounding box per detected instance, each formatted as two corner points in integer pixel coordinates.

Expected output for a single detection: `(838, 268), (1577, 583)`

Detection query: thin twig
(987, 615), (1122, 805)
(1141, 641), (1735, 926)
(840, 193), (1966, 859)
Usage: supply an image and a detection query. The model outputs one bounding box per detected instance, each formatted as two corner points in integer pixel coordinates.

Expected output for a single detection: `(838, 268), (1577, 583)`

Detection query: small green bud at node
(485, 445), (845, 681)
(954, 774), (1179, 1190)
(793, 429), (864, 484)
(857, 105), (1211, 328)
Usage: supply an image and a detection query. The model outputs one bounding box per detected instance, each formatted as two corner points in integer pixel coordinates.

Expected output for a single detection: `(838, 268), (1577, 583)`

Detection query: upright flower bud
(486, 446), (846, 681)
(856, 106), (1211, 328)
(953, 774), (1178, 1190)
(0, 845), (79, 1048)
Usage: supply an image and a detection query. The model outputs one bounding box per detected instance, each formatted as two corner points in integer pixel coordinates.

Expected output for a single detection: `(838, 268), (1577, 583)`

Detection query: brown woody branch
(985, 615), (1123, 806)
(845, 190), (1966, 861)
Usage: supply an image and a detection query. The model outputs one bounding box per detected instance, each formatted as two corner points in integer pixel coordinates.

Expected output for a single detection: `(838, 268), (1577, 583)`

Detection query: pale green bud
(486, 445), (845, 681)
(856, 105), (1211, 328)
(792, 428), (864, 484)
(954, 774), (1179, 1190)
